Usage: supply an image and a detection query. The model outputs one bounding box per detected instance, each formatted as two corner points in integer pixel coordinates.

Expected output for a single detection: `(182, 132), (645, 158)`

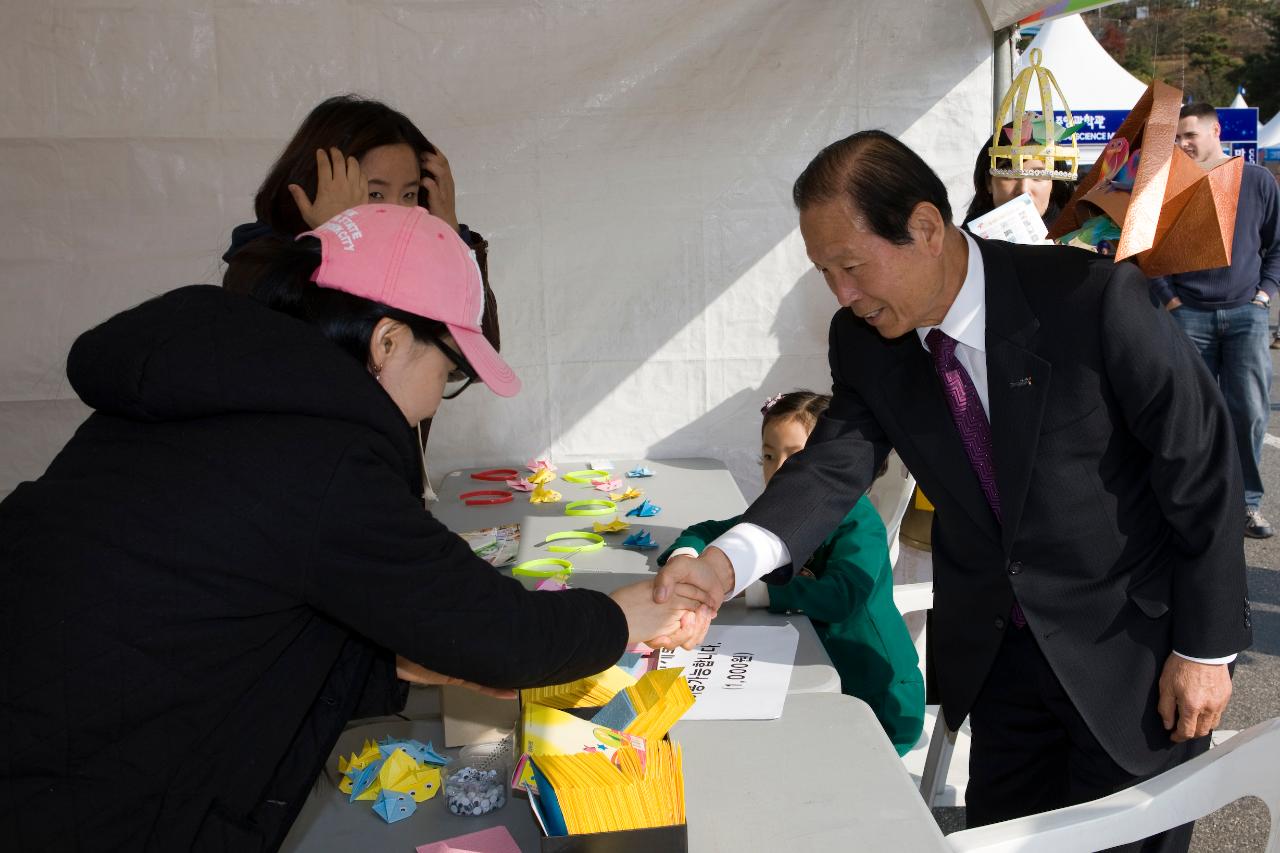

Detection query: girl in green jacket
(658, 391), (925, 755)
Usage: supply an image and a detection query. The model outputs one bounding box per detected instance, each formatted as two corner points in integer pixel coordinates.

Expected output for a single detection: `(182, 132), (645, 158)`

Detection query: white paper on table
(656, 624), (799, 720)
(966, 192), (1049, 245)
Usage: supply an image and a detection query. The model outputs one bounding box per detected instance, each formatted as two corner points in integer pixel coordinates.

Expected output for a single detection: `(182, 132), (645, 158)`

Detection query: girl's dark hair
(763, 390), (889, 480)
(962, 135), (1076, 227)
(762, 390), (831, 434)
(223, 236), (448, 365)
(254, 95), (437, 238)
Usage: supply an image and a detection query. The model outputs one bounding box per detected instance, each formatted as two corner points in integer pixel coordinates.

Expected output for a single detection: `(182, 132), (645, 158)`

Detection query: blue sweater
(1150, 163), (1280, 309)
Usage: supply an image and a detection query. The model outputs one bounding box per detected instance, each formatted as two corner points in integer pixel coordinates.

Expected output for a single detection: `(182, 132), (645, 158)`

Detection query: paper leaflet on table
(589, 459), (615, 471)
(415, 825), (522, 853)
(625, 498), (661, 517)
(966, 193), (1048, 245)
(458, 523), (521, 568)
(592, 515), (631, 534)
(622, 529), (659, 550)
(609, 487), (644, 502)
(530, 484), (562, 503)
(656, 624), (799, 720)
(506, 476), (535, 492)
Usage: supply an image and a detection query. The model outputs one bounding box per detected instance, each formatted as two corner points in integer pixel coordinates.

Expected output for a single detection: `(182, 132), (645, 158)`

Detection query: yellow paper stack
(534, 741), (685, 834)
(622, 668), (695, 743)
(521, 665), (636, 709)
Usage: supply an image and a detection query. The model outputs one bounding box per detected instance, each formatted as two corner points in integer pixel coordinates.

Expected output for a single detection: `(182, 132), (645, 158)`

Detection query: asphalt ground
(930, 340), (1280, 851)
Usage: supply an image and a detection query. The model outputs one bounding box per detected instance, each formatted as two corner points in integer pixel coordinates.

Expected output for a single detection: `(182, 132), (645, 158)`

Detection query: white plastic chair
(893, 581), (972, 809)
(868, 451), (916, 569)
(945, 716), (1280, 852)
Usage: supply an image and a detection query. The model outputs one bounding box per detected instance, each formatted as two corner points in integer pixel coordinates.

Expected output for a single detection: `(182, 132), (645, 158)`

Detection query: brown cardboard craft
(441, 684), (519, 748)
(1049, 80), (1243, 278)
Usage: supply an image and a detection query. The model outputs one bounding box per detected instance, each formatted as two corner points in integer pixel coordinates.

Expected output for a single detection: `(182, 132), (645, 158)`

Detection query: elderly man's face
(800, 199), (949, 339)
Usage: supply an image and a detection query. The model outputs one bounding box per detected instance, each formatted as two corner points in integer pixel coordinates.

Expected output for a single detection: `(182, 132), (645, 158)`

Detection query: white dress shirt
(703, 231), (1231, 664)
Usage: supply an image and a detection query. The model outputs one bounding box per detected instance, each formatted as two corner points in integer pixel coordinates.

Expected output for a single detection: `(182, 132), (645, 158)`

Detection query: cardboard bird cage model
(989, 49), (1080, 181)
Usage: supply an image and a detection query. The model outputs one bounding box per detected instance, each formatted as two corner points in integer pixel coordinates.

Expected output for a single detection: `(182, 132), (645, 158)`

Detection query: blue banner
(1052, 108), (1259, 157)
(1217, 108), (1258, 143)
(1050, 110), (1131, 145)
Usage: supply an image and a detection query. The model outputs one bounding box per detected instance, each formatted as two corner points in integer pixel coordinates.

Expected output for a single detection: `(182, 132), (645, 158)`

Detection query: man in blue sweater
(1151, 102), (1280, 539)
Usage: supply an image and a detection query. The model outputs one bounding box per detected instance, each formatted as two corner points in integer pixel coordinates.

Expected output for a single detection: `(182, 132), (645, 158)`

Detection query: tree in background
(1232, 8), (1280, 120)
(1185, 30), (1240, 104)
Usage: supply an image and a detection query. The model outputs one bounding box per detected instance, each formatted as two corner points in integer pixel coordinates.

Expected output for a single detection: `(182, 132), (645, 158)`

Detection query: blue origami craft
(372, 790), (417, 824)
(622, 529), (659, 550)
(377, 737), (449, 766)
(626, 466), (655, 478)
(625, 499), (661, 518)
(347, 759), (385, 802)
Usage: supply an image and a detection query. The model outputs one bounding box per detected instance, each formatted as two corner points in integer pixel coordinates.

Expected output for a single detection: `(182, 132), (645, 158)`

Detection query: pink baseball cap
(300, 204), (520, 397)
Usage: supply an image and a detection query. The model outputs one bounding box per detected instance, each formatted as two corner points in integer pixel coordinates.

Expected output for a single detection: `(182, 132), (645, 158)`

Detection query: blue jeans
(1171, 303), (1272, 510)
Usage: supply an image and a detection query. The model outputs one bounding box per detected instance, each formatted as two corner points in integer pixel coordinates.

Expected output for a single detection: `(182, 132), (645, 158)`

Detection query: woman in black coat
(0, 204), (700, 852)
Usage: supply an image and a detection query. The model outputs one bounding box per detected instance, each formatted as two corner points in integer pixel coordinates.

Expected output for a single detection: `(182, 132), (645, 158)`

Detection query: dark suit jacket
(743, 235), (1252, 775)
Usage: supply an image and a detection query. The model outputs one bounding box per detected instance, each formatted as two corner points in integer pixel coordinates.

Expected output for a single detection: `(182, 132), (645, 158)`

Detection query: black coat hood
(67, 285), (421, 488)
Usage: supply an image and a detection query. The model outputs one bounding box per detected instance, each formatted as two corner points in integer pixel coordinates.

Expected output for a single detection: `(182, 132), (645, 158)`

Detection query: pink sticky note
(416, 825), (521, 853)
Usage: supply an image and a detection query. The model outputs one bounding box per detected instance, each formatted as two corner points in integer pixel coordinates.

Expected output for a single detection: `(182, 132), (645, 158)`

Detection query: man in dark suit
(654, 130), (1251, 849)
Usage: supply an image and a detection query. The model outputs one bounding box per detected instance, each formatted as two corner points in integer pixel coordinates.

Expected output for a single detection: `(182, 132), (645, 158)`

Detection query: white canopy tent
(0, 0), (1050, 500)
(1260, 112), (1280, 150)
(1228, 91), (1249, 109)
(1014, 13), (1148, 110)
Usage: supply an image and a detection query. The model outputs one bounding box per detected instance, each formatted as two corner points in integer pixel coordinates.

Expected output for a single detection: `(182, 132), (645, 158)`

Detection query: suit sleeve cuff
(1173, 650), (1237, 665)
(710, 523), (791, 600)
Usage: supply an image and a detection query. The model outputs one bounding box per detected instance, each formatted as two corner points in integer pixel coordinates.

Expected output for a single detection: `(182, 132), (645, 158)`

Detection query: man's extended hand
(654, 547), (734, 610)
(1157, 654), (1232, 742)
(649, 548), (734, 649)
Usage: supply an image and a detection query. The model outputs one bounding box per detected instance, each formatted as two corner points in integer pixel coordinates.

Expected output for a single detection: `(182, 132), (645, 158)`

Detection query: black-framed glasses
(425, 332), (478, 400)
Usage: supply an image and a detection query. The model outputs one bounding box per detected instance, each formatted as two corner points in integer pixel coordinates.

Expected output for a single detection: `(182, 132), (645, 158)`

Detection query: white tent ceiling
(982, 0), (1071, 30)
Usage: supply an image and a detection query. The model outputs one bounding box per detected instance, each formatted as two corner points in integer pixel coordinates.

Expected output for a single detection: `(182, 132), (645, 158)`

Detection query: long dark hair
(223, 236), (448, 367)
(963, 136), (1076, 227)
(254, 95), (437, 238)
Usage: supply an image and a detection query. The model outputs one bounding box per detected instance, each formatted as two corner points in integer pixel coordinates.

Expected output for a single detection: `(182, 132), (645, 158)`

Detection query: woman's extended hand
(609, 579), (714, 650)
(421, 148), (459, 231)
(289, 148), (370, 229)
(395, 655), (516, 700)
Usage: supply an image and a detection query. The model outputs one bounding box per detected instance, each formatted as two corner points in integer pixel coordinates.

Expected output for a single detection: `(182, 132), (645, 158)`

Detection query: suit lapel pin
(1009, 377), (1033, 388)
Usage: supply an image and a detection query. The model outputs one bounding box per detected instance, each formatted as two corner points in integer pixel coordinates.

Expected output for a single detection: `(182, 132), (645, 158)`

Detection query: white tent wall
(0, 0), (999, 502)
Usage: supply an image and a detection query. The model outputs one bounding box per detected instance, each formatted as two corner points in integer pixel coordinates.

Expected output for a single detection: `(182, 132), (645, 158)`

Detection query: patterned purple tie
(926, 328), (1026, 628)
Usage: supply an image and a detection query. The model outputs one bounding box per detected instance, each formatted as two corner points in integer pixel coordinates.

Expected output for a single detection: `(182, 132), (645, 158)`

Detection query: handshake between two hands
(394, 549), (737, 699)
(615, 546), (737, 651)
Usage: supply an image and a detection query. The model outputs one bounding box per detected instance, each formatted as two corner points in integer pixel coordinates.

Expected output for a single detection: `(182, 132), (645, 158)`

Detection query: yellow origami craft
(609, 488), (644, 502)
(528, 468), (556, 485)
(593, 516), (632, 534)
(530, 485), (562, 504)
